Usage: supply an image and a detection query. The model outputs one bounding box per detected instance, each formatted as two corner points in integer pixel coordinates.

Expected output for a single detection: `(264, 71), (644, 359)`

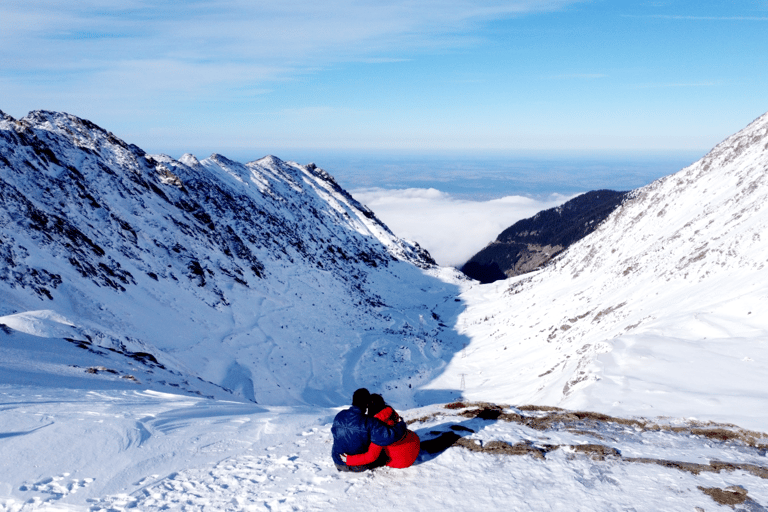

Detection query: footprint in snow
(19, 474), (94, 501)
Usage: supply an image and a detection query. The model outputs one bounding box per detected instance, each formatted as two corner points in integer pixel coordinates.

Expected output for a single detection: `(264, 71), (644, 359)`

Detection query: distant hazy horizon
(163, 149), (703, 200)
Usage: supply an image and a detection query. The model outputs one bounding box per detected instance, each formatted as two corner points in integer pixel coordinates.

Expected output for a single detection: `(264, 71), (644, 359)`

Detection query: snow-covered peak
(696, 111), (768, 173)
(252, 154), (284, 167)
(0, 109), (17, 126)
(178, 152), (200, 166)
(568, 110), (768, 280)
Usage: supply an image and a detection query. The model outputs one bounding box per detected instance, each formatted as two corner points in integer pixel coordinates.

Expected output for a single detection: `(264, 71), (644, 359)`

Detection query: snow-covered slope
(430, 112), (768, 431)
(2, 109), (768, 512)
(2, 388), (766, 512)
(0, 110), (467, 406)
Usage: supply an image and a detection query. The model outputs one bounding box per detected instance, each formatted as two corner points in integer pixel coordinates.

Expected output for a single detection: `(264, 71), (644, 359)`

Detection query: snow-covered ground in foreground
(437, 274), (768, 433)
(2, 386), (767, 512)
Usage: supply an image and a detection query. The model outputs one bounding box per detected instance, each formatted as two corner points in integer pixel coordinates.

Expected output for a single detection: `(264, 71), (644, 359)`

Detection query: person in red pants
(332, 388), (405, 472)
(343, 394), (420, 469)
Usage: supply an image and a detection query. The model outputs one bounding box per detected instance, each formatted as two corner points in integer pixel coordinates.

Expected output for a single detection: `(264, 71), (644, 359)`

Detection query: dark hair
(367, 394), (386, 417)
(352, 388), (370, 410)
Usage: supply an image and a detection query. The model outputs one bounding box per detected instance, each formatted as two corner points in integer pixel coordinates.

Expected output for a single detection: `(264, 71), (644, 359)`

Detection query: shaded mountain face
(461, 190), (628, 283)
(0, 110), (467, 406)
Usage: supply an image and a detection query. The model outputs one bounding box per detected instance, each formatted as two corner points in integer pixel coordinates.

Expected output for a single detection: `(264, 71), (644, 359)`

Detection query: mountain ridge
(2, 107), (768, 429)
(0, 109), (462, 406)
(2, 108), (768, 512)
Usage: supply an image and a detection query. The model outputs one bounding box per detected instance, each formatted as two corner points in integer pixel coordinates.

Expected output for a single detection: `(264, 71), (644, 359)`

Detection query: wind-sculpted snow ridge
(0, 109), (465, 406)
(432, 111), (768, 432)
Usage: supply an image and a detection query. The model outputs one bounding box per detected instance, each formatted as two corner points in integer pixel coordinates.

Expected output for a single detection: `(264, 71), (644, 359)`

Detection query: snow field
(2, 388), (767, 511)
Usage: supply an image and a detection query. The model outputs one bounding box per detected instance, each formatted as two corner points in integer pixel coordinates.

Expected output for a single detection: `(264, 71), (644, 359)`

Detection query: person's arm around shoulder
(344, 442), (384, 466)
(368, 415), (406, 447)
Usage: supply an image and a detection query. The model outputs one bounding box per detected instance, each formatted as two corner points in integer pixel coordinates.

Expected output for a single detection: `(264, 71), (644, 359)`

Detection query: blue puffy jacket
(331, 405), (407, 466)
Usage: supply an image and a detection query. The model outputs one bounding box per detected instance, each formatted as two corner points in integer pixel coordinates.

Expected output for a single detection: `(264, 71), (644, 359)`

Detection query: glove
(340, 453), (347, 463)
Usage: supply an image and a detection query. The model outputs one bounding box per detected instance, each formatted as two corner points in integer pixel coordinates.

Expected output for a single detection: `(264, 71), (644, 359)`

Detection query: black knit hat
(368, 394), (386, 416)
(352, 388), (370, 409)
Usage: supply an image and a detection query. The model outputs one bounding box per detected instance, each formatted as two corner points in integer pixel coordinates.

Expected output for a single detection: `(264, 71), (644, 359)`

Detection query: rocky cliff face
(461, 190), (628, 283)
(0, 110), (464, 405)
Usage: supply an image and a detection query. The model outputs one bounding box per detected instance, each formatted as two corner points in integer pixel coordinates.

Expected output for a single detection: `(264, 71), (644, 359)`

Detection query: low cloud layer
(352, 187), (575, 267)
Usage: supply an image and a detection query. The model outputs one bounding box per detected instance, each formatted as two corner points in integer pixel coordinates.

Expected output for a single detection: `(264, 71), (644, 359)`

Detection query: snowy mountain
(0, 110), (466, 406)
(2, 109), (768, 511)
(428, 111), (768, 432)
(461, 189), (628, 283)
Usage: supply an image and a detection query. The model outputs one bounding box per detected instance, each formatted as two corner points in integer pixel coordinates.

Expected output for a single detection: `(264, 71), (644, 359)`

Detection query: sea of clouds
(352, 187), (574, 267)
(324, 152), (698, 268)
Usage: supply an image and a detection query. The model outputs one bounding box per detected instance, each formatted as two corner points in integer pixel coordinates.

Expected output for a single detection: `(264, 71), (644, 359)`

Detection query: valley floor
(1, 386), (767, 512)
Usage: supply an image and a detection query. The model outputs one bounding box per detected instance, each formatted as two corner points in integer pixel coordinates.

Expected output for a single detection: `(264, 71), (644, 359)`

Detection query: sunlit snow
(2, 109), (768, 511)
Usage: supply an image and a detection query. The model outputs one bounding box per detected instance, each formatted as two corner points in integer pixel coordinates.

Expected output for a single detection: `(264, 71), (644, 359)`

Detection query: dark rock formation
(461, 190), (629, 283)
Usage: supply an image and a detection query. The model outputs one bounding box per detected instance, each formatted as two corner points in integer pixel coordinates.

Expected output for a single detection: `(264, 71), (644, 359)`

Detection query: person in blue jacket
(331, 388), (407, 472)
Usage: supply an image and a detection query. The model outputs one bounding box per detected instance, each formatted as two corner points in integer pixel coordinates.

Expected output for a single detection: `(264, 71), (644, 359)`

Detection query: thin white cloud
(658, 15), (768, 20)
(0, 1), (586, 91)
(2, 1), (584, 72)
(354, 57), (413, 64)
(624, 14), (768, 21)
(546, 73), (608, 80)
(352, 187), (575, 267)
(0, 0), (587, 137)
(633, 81), (720, 89)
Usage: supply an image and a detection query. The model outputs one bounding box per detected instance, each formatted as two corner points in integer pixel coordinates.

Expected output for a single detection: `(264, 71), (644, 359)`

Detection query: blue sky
(2, 0), (767, 159)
